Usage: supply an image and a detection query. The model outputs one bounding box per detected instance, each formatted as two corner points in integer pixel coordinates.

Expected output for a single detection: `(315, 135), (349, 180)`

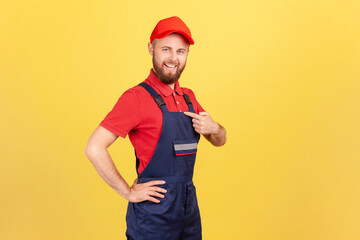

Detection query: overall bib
(125, 82), (202, 240)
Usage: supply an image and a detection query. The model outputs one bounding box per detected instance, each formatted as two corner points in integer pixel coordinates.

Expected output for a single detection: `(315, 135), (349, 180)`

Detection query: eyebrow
(161, 46), (188, 51)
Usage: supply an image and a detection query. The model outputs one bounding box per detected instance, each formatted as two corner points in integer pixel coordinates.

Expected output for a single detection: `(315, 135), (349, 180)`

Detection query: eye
(177, 50), (186, 54)
(162, 48), (169, 52)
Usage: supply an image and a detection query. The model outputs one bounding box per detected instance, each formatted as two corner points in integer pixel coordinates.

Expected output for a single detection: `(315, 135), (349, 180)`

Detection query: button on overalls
(125, 82), (202, 240)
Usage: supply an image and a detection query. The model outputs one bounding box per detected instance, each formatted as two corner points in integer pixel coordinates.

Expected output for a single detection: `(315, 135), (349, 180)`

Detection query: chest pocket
(173, 139), (198, 156)
(172, 139), (198, 176)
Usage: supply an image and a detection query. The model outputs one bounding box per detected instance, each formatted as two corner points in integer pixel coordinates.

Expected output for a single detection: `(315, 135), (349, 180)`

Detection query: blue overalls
(125, 82), (202, 240)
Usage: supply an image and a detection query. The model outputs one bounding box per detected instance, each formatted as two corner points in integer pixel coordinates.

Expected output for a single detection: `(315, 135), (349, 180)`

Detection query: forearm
(85, 145), (131, 200)
(204, 123), (227, 147)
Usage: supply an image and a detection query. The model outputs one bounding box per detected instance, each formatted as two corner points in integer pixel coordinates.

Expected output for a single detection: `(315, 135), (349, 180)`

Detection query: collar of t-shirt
(146, 69), (184, 97)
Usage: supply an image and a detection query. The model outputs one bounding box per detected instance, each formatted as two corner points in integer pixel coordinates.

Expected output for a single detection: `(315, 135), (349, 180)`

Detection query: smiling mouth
(164, 63), (177, 69)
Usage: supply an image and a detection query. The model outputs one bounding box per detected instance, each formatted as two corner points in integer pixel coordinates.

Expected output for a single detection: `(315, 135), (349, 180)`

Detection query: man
(85, 16), (226, 240)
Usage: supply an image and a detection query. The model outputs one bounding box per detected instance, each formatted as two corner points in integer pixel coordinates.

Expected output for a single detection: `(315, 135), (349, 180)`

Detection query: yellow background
(1, 0), (359, 239)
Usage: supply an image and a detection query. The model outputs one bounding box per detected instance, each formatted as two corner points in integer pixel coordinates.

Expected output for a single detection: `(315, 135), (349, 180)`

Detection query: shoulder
(121, 83), (159, 110)
(117, 84), (153, 103)
(109, 84), (153, 112)
(122, 84), (149, 98)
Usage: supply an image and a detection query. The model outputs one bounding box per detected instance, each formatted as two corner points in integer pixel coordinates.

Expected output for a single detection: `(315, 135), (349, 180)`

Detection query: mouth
(164, 62), (178, 71)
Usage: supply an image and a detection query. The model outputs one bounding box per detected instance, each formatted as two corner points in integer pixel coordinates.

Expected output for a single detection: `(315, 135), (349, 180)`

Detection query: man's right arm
(84, 126), (167, 203)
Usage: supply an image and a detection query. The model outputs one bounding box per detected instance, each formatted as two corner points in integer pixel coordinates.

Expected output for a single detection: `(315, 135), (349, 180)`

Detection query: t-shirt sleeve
(99, 88), (141, 138)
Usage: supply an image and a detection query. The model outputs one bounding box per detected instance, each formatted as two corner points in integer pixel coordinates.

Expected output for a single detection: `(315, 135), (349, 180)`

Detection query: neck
(168, 83), (175, 90)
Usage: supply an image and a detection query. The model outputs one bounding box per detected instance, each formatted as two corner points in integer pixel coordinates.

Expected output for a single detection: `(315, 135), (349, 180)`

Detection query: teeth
(165, 63), (176, 68)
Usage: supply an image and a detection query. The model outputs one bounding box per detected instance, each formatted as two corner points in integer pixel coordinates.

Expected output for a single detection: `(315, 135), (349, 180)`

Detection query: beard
(152, 53), (187, 85)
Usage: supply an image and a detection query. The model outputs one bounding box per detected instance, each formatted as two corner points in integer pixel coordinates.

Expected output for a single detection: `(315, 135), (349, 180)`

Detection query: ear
(148, 42), (154, 56)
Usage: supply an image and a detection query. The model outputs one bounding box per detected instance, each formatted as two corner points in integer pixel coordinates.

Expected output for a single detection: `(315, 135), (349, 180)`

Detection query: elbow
(85, 142), (96, 159)
(85, 141), (108, 164)
(84, 144), (91, 159)
(85, 143), (101, 167)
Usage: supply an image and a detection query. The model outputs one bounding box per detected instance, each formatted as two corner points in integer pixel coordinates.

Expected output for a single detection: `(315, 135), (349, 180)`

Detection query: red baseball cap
(150, 16), (194, 45)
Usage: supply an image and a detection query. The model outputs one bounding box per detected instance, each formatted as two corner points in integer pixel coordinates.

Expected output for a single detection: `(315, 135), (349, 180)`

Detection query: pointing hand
(183, 111), (220, 135)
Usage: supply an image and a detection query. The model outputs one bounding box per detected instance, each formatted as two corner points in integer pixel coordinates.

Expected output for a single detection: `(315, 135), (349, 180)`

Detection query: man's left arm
(183, 111), (226, 147)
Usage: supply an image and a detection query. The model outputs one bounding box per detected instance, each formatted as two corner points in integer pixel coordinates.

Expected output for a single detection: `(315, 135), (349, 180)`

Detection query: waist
(137, 175), (193, 184)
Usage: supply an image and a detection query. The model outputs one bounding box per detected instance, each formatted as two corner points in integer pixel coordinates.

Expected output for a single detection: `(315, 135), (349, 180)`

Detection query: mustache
(164, 61), (179, 65)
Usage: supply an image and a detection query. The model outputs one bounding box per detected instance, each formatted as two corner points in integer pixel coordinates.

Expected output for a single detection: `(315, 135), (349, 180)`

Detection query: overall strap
(183, 94), (196, 113)
(138, 82), (168, 112)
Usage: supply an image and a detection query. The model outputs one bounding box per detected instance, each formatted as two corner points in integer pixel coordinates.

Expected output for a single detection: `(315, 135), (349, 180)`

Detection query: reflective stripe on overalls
(125, 82), (202, 240)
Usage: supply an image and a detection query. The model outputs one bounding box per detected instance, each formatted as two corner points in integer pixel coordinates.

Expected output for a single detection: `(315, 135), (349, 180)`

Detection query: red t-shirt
(100, 69), (205, 174)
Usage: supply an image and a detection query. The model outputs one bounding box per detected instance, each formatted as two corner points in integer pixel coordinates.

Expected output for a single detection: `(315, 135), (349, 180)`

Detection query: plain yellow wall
(1, 0), (359, 239)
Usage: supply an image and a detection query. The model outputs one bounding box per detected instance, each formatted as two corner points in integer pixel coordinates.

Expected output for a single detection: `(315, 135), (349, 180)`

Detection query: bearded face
(149, 33), (190, 85)
(152, 51), (187, 85)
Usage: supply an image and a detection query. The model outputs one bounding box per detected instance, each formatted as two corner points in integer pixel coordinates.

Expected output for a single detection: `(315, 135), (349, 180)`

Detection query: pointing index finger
(183, 111), (200, 119)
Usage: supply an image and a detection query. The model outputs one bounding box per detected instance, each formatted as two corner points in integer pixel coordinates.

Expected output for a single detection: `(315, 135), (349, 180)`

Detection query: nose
(168, 50), (177, 62)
